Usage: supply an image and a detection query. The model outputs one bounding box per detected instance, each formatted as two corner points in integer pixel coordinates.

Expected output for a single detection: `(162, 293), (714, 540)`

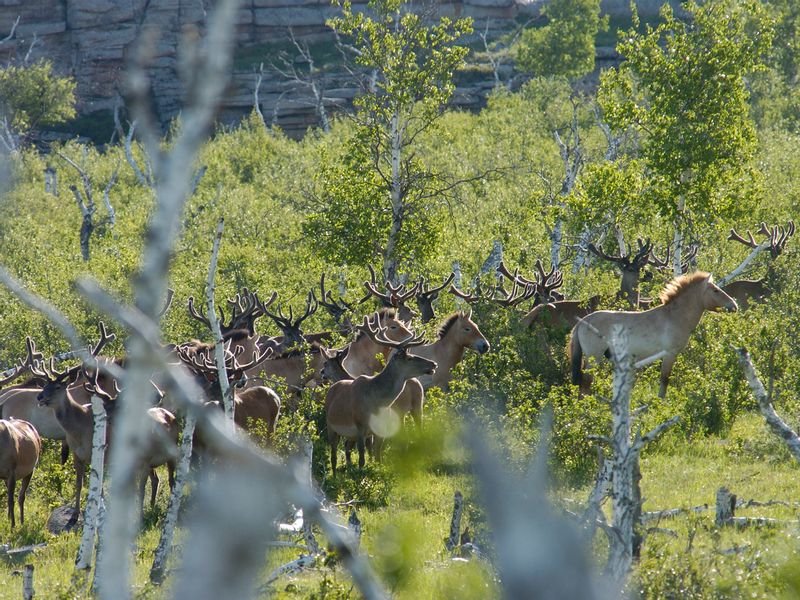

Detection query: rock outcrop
(0, 0), (674, 138)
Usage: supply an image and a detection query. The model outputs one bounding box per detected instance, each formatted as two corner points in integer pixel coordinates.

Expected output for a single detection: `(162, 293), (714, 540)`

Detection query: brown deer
(86, 373), (179, 512)
(408, 311), (490, 390)
(724, 221), (794, 308)
(187, 288), (276, 338)
(415, 273), (455, 323)
(360, 264), (420, 323)
(569, 272), (737, 398)
(588, 238), (654, 307)
(243, 344), (325, 408)
(722, 279), (771, 310)
(0, 418), (41, 528)
(1, 328), (116, 464)
(177, 344), (281, 444)
(326, 317), (435, 474)
(521, 295), (602, 329)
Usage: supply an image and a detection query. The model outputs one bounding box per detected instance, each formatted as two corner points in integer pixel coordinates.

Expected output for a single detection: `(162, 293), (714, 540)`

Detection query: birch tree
(598, 0), (774, 274)
(305, 0), (472, 282)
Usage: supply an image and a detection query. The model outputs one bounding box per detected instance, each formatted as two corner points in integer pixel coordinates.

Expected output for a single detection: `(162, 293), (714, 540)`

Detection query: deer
(408, 310), (490, 391)
(341, 308), (414, 377)
(1, 327), (116, 465)
(497, 260), (565, 306)
(415, 273), (455, 323)
(724, 221), (795, 308)
(242, 344), (326, 409)
(312, 272), (355, 329)
(177, 343), (281, 446)
(84, 372), (179, 513)
(325, 316), (436, 474)
(521, 295), (602, 329)
(360, 264), (420, 323)
(0, 418), (41, 528)
(587, 238), (654, 307)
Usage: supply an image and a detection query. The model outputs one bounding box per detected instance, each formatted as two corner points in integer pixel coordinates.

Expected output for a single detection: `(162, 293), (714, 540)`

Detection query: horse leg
(18, 473), (32, 526)
(659, 356), (676, 399)
(7, 475), (15, 528)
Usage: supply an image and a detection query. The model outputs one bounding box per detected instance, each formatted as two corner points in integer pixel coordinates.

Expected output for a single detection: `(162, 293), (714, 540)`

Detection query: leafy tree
(598, 0), (774, 273)
(0, 60), (76, 150)
(304, 0), (472, 281)
(749, 0), (800, 131)
(515, 0), (608, 78)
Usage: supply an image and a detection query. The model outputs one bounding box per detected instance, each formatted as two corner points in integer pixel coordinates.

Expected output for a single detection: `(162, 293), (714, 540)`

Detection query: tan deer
(0, 418), (41, 528)
(326, 317), (436, 474)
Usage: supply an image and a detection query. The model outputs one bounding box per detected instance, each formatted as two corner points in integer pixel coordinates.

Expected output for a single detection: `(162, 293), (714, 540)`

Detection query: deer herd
(0, 220), (793, 527)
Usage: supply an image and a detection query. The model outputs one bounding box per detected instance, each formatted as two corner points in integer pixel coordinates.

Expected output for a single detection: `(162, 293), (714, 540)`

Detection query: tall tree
(0, 60), (76, 152)
(304, 0), (472, 282)
(599, 0), (774, 274)
(515, 0), (608, 79)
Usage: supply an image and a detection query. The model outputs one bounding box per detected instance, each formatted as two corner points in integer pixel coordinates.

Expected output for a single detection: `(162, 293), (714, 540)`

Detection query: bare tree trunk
(150, 411), (197, 584)
(672, 195), (686, 276)
(75, 395), (107, 571)
(205, 217), (233, 425)
(445, 490), (464, 552)
(383, 108), (403, 284)
(22, 564), (34, 600)
(737, 348), (800, 462)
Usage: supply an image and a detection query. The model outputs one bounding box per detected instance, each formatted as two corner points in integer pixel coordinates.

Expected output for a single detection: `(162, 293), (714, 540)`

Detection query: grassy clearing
(2, 412), (800, 597)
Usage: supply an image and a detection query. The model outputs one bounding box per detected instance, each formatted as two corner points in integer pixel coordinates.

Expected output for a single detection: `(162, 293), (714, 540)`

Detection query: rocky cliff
(0, 0), (674, 138)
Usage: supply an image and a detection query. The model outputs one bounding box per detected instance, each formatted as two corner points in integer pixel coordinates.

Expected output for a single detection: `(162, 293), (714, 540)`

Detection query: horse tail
(568, 327), (583, 386)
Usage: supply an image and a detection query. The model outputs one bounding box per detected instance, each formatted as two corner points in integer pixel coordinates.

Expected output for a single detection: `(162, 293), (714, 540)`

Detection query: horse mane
(437, 313), (462, 339)
(659, 271), (710, 306)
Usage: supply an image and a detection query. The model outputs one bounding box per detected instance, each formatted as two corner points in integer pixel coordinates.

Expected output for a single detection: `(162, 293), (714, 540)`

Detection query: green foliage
(599, 0), (774, 223)
(0, 60), (76, 140)
(310, 0), (472, 279)
(515, 0), (609, 78)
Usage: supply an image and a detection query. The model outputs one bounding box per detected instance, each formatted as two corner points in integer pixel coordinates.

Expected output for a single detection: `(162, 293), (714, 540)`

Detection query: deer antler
(758, 220), (795, 258)
(157, 288), (175, 318)
(417, 273), (455, 301)
(91, 321), (116, 357)
(313, 273), (353, 323)
(0, 337), (45, 387)
(649, 242), (697, 272)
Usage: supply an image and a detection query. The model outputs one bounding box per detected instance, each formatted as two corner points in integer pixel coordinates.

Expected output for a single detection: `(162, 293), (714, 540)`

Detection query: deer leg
(7, 475), (16, 528)
(60, 441), (70, 465)
(344, 440), (353, 466)
(373, 436), (384, 462)
(138, 470), (148, 516)
(357, 436), (366, 469)
(74, 458), (84, 514)
(329, 431), (339, 476)
(659, 356), (676, 399)
(149, 468), (159, 509)
(18, 472), (32, 526)
(167, 461), (176, 493)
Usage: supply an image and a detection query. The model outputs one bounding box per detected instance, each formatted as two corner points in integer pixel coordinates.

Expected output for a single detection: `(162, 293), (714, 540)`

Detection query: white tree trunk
(550, 217), (563, 269)
(75, 395), (108, 571)
(737, 348), (800, 462)
(205, 217), (233, 425)
(149, 411), (197, 584)
(22, 564), (34, 600)
(672, 195), (686, 276)
(383, 108), (403, 284)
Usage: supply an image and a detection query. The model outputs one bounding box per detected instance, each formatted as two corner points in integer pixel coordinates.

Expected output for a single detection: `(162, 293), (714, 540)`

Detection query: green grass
(3, 413), (800, 597)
